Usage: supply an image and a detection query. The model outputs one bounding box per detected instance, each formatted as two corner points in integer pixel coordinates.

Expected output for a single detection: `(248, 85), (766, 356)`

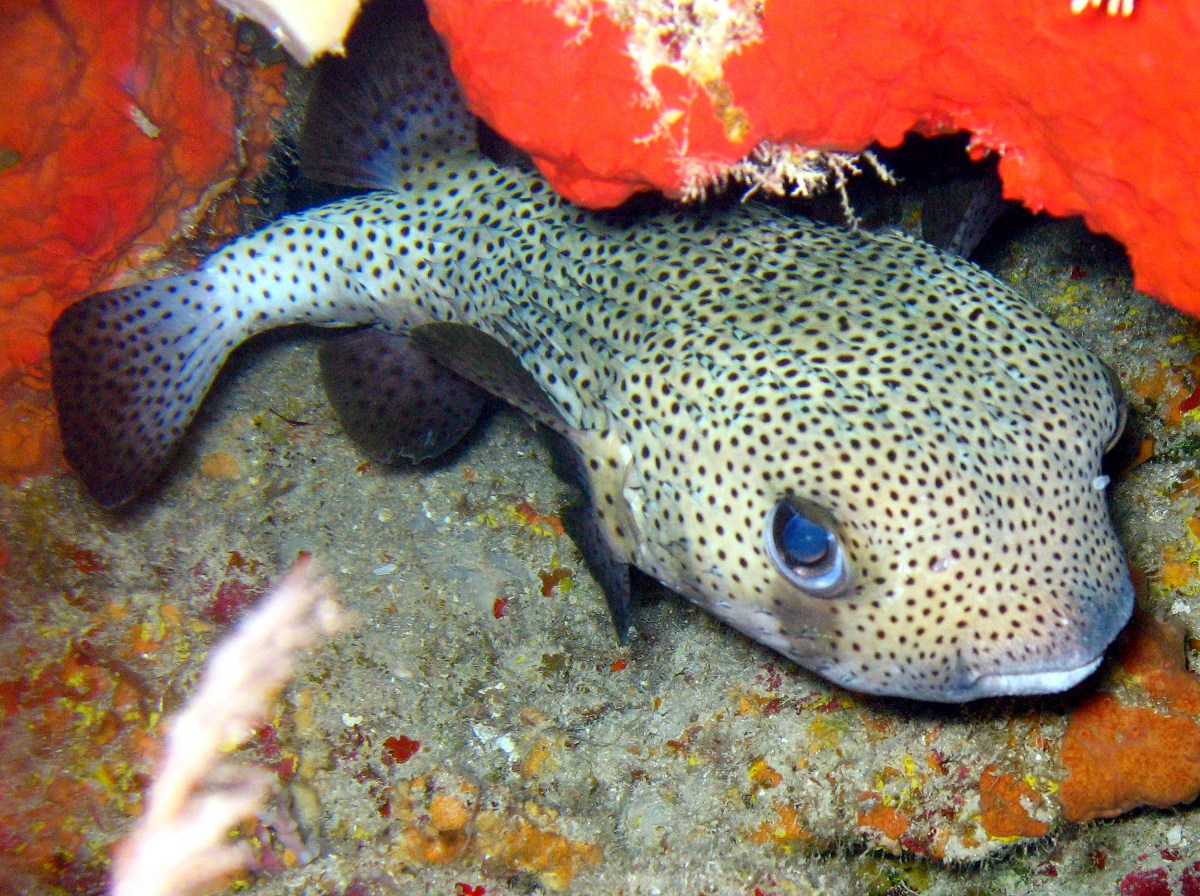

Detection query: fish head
(618, 306), (1133, 703)
(753, 381), (1133, 702)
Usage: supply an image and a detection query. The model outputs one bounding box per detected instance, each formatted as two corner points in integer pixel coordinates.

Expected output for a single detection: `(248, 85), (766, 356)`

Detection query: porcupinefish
(49, 0), (1133, 702)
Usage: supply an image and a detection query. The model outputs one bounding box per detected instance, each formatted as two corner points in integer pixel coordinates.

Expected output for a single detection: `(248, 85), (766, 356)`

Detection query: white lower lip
(967, 653), (1104, 700)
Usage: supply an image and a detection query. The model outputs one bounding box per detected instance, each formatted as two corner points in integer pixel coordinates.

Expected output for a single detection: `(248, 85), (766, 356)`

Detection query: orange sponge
(1059, 612), (1200, 823)
(0, 0), (283, 479)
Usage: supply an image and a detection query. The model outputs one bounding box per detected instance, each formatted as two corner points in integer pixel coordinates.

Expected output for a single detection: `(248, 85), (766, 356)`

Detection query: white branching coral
(617, 0), (761, 90)
(680, 142), (895, 226)
(554, 0), (763, 147)
(555, 0), (762, 87)
(109, 561), (347, 896)
(551, 2), (891, 215)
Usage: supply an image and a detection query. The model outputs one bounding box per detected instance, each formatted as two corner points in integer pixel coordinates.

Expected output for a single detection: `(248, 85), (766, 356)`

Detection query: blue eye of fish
(782, 513), (829, 565)
(766, 498), (851, 597)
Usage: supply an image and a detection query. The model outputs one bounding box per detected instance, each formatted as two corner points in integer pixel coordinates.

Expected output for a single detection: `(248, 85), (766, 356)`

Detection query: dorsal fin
(300, 0), (477, 191)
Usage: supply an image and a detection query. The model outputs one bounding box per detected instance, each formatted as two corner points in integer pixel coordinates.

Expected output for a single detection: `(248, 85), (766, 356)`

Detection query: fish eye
(765, 496), (852, 597)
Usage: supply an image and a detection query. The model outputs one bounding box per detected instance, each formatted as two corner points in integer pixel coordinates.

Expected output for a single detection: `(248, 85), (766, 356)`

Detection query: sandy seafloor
(5, 157), (1200, 896)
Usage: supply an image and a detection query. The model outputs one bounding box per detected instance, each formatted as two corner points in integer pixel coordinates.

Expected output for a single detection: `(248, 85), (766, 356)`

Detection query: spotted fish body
(50, 1), (1133, 701)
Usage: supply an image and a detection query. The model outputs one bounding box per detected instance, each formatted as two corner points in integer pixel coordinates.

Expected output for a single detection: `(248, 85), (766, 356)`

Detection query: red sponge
(428, 0), (1200, 314)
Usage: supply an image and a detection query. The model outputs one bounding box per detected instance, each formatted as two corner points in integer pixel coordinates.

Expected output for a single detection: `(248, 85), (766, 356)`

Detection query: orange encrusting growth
(0, 0), (284, 480)
(1059, 612), (1200, 823)
(977, 765), (1049, 839)
(390, 773), (602, 889)
(428, 0), (1200, 318)
(747, 801), (814, 852)
(856, 798), (911, 849)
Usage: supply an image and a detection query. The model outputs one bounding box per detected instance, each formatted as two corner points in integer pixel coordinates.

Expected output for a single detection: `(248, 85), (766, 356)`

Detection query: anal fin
(319, 328), (489, 463)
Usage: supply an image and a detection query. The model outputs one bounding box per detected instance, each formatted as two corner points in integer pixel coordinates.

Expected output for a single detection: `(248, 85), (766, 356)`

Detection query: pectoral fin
(921, 167), (1009, 259)
(562, 501), (633, 643)
(319, 327), (490, 463)
(412, 321), (634, 639)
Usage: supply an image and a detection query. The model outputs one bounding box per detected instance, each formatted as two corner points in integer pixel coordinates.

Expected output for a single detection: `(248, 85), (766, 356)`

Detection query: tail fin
(299, 0), (478, 191)
(50, 275), (237, 507)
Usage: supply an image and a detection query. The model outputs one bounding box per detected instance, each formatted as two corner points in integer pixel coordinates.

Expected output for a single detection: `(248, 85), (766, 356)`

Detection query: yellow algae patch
(1046, 282), (1088, 328)
(521, 733), (564, 779)
(1145, 513), (1200, 600)
(1159, 547), (1198, 591)
(806, 714), (847, 750)
(510, 500), (565, 537)
(200, 450), (241, 480)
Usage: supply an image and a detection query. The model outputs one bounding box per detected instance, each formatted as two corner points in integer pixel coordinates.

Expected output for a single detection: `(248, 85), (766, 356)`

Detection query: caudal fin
(51, 275), (238, 507)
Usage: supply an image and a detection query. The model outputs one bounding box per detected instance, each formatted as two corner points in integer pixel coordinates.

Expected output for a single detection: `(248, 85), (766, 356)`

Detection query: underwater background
(4, 1), (1200, 894)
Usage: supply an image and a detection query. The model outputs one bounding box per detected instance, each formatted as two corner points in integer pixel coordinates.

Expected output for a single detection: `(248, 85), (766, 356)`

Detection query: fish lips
(954, 652), (1106, 701)
(904, 581), (1136, 703)
(796, 573), (1137, 703)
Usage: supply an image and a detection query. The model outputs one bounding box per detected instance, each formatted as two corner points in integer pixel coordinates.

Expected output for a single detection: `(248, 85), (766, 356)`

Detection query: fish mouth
(933, 577), (1136, 702)
(959, 652), (1105, 701)
(962, 583), (1136, 701)
(814, 648), (1109, 703)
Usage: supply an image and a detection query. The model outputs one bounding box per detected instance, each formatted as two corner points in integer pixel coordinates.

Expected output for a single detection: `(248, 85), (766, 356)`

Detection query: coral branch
(109, 560), (347, 896)
(217, 0), (363, 64)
